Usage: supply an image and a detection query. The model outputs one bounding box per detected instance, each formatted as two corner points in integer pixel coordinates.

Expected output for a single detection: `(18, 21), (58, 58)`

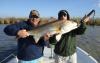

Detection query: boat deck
(1, 47), (98, 63)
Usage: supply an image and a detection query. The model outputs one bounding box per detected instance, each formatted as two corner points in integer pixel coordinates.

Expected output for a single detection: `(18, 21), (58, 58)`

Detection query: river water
(0, 24), (17, 62)
(0, 24), (100, 62)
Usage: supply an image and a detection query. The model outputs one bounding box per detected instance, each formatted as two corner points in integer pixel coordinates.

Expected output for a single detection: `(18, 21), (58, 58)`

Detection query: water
(0, 24), (17, 62)
(0, 25), (100, 62)
(77, 26), (100, 62)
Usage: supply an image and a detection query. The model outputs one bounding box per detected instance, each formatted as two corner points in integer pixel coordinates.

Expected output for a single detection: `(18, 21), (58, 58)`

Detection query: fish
(28, 20), (77, 42)
(28, 9), (95, 43)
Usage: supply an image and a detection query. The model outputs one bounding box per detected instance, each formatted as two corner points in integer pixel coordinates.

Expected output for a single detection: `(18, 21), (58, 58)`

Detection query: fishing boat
(0, 47), (98, 63)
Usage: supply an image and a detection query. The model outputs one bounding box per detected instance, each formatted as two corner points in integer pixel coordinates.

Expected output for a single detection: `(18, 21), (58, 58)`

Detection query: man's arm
(4, 24), (20, 36)
(73, 17), (90, 35)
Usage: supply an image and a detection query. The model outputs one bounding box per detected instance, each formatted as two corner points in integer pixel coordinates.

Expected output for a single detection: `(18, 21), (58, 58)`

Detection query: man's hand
(17, 29), (29, 38)
(84, 17), (90, 23)
(44, 32), (51, 41)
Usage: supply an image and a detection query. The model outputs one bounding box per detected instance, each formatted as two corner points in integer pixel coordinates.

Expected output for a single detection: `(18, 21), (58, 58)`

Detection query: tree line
(0, 17), (100, 26)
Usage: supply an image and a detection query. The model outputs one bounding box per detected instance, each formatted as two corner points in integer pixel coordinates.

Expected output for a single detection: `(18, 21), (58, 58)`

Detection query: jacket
(49, 21), (86, 57)
(4, 21), (49, 61)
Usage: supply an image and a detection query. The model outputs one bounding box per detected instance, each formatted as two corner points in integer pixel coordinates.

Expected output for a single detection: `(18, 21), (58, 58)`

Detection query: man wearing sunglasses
(4, 10), (50, 63)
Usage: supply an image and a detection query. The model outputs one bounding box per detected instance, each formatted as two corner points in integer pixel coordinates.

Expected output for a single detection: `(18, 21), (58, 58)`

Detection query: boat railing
(0, 51), (17, 63)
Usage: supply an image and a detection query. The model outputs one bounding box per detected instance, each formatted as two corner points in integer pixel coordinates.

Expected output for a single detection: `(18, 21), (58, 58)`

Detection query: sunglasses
(60, 13), (67, 16)
(32, 15), (39, 18)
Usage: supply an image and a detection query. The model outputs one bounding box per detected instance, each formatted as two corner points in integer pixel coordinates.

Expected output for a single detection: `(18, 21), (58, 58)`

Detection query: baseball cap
(29, 10), (40, 18)
(58, 10), (70, 20)
(58, 10), (68, 17)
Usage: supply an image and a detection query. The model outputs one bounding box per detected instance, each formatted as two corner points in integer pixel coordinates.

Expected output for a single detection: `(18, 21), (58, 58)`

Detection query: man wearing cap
(4, 10), (50, 63)
(49, 10), (90, 63)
